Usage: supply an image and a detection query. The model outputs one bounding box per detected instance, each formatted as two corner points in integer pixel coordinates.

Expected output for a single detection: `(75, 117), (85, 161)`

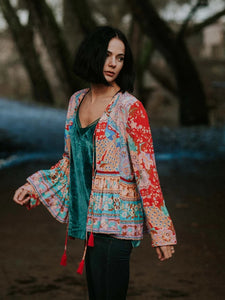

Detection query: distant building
(201, 20), (225, 59)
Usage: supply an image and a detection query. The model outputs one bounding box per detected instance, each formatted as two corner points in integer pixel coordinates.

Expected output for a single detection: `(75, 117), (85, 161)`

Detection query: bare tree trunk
(24, 0), (82, 99)
(62, 0), (97, 54)
(0, 0), (54, 104)
(63, 0), (84, 54)
(66, 0), (97, 35)
(128, 0), (209, 126)
(129, 21), (143, 94)
(129, 21), (154, 106)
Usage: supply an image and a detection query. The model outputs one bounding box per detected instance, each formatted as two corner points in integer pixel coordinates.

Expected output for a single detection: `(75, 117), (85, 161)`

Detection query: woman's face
(103, 38), (125, 84)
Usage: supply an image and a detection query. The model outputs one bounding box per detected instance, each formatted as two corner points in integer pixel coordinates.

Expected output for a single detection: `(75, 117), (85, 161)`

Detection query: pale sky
(0, 0), (224, 31)
(161, 0), (225, 23)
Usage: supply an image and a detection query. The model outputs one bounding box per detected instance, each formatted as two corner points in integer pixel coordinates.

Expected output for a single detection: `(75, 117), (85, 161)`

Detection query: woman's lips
(105, 71), (115, 77)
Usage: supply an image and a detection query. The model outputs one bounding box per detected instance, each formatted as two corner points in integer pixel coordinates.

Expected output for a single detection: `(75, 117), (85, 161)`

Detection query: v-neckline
(76, 107), (100, 130)
(77, 88), (121, 129)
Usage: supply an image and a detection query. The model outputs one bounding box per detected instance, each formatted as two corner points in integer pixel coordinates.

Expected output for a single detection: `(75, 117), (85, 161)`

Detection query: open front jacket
(27, 89), (177, 247)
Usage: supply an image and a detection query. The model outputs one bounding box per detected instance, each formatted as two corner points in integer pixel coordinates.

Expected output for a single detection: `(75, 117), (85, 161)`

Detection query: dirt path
(0, 159), (224, 299)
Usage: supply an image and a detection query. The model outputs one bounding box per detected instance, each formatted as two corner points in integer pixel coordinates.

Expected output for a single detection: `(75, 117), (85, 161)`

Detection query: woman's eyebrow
(107, 50), (125, 56)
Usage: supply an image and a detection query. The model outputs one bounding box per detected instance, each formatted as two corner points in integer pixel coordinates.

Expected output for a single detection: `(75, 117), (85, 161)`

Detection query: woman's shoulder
(67, 88), (88, 108)
(69, 88), (89, 103)
(65, 88), (89, 118)
(118, 91), (145, 112)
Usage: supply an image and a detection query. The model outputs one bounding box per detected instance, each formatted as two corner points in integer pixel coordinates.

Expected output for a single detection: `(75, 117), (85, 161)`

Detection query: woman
(13, 26), (177, 300)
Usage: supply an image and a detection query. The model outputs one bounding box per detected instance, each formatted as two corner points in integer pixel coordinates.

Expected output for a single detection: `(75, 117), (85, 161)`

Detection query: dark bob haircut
(73, 26), (135, 93)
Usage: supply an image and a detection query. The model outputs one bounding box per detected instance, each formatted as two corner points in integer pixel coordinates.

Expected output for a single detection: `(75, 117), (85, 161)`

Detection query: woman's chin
(104, 77), (116, 85)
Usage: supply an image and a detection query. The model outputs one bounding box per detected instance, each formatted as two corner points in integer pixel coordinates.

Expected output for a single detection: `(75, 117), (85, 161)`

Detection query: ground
(0, 157), (224, 300)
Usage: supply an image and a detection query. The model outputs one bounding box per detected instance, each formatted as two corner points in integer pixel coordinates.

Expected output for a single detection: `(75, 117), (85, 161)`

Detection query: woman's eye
(118, 57), (124, 62)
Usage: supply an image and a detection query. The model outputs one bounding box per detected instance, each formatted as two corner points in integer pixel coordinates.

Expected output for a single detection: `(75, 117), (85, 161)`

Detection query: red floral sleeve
(126, 100), (177, 247)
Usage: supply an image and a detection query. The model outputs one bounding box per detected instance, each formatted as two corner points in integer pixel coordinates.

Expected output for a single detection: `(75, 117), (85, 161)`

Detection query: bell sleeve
(25, 91), (79, 223)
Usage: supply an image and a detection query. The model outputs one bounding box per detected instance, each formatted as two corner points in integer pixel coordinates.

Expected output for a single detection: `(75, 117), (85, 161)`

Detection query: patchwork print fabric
(27, 89), (177, 247)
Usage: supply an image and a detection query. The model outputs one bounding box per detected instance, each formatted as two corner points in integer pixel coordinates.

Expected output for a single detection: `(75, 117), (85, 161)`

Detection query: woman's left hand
(155, 245), (175, 261)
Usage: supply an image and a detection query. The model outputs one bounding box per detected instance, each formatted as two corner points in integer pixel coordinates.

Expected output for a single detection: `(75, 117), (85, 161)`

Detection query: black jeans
(85, 233), (133, 300)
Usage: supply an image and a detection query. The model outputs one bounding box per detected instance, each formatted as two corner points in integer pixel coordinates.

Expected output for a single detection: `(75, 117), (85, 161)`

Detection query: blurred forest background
(0, 0), (225, 126)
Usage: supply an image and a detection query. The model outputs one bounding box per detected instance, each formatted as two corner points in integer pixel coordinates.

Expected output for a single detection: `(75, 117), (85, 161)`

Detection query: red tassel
(60, 251), (67, 266)
(88, 232), (94, 247)
(76, 259), (85, 275)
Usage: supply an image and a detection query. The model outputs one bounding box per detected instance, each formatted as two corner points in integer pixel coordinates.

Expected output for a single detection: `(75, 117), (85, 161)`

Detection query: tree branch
(178, 1), (201, 39)
(185, 7), (225, 37)
(0, 0), (27, 39)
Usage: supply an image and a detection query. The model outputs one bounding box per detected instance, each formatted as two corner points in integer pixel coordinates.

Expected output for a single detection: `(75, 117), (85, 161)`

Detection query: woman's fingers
(13, 186), (30, 205)
(156, 247), (163, 260)
(20, 196), (31, 205)
(13, 187), (20, 199)
(156, 245), (175, 261)
(13, 188), (23, 204)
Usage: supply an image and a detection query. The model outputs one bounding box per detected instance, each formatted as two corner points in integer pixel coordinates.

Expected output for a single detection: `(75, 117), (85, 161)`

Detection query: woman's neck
(89, 83), (120, 103)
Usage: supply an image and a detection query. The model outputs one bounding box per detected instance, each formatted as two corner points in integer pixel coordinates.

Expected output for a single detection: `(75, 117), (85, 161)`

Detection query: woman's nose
(109, 57), (116, 67)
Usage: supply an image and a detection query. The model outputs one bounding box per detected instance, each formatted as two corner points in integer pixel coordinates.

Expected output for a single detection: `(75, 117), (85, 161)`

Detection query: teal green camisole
(68, 109), (98, 240)
(69, 105), (140, 247)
